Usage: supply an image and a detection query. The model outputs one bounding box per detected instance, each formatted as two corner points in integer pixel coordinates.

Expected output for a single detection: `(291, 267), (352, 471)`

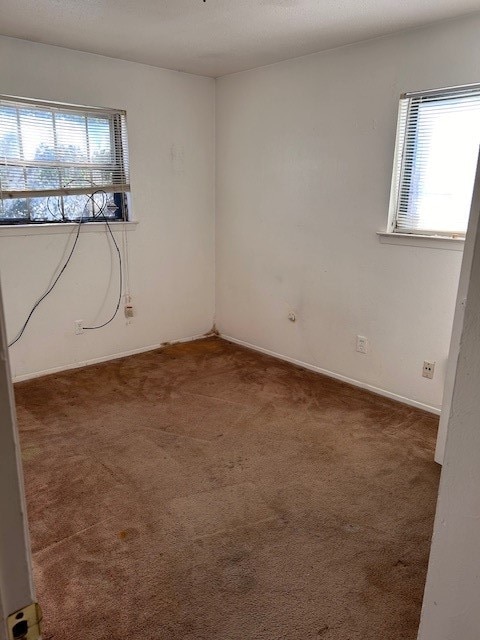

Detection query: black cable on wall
(8, 189), (123, 348)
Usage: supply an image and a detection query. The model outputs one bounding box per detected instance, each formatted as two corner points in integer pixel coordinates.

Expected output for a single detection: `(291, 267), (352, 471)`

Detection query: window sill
(0, 220), (138, 238)
(377, 231), (464, 251)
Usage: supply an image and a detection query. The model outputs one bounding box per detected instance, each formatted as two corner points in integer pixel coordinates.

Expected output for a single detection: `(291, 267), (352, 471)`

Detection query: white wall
(418, 147), (480, 640)
(2, 15), (479, 407)
(0, 36), (215, 379)
(215, 14), (480, 412)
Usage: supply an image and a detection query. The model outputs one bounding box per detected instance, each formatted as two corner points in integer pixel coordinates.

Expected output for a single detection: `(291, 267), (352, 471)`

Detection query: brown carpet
(14, 337), (440, 640)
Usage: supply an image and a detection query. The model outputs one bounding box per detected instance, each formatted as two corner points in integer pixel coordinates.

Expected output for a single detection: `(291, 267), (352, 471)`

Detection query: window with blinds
(0, 95), (130, 224)
(389, 84), (480, 237)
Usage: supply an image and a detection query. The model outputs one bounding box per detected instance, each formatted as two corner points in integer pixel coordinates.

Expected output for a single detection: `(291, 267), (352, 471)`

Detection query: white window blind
(0, 95), (130, 223)
(391, 85), (480, 236)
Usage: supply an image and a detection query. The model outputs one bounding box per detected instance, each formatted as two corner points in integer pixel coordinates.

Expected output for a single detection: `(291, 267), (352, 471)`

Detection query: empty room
(1, 1), (480, 639)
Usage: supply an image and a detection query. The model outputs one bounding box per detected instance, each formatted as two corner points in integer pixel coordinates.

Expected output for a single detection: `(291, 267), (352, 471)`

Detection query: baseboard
(14, 332), (442, 416)
(12, 332), (212, 383)
(221, 334), (441, 416)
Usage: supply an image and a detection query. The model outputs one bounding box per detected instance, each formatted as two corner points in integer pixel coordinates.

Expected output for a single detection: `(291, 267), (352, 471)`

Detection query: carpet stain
(14, 337), (440, 640)
(21, 445), (41, 461)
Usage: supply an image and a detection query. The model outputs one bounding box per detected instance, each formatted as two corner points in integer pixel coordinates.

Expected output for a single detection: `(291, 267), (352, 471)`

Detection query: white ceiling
(0, 0), (479, 77)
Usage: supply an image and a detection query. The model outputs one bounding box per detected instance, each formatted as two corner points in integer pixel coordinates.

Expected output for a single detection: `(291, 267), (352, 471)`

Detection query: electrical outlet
(423, 361), (435, 379)
(356, 335), (368, 354)
(124, 305), (134, 318)
(74, 320), (84, 335)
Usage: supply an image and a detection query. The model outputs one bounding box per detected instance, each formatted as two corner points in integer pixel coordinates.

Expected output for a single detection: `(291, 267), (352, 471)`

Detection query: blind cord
(121, 215), (131, 301)
(7, 190), (123, 347)
(83, 203), (123, 330)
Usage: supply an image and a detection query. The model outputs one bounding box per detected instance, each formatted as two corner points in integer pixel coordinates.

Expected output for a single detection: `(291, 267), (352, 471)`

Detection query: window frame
(0, 95), (130, 226)
(387, 83), (480, 240)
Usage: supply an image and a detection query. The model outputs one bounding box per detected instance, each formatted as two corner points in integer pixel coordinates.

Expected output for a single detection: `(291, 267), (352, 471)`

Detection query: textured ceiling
(0, 0), (479, 77)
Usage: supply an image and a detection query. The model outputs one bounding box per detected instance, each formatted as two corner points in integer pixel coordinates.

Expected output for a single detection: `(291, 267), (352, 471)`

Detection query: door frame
(418, 155), (480, 637)
(0, 274), (36, 640)
(435, 156), (480, 464)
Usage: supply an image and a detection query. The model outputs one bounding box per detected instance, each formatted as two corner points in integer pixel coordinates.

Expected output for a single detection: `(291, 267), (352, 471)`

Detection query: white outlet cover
(74, 320), (84, 335)
(423, 361), (435, 379)
(356, 335), (368, 354)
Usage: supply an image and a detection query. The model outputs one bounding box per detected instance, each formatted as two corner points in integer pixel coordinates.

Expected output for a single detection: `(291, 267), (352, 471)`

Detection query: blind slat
(0, 185), (130, 200)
